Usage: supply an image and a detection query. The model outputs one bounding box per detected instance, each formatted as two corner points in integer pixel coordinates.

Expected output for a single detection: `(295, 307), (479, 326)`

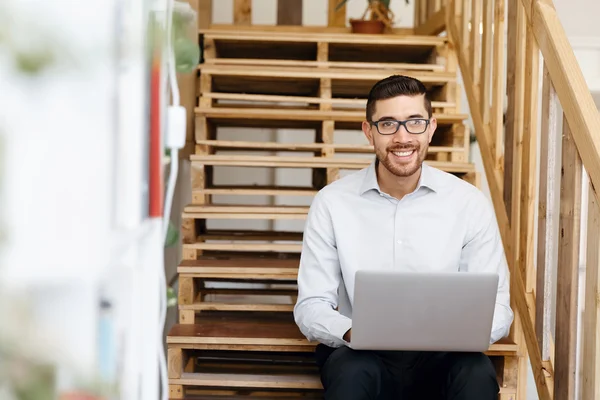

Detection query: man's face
(362, 94), (436, 178)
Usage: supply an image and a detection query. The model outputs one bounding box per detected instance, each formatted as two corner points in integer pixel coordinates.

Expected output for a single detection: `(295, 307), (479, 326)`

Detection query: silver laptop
(350, 270), (499, 352)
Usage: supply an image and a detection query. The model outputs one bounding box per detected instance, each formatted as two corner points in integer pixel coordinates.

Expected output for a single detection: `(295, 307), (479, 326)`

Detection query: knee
(449, 352), (498, 388)
(321, 347), (391, 396)
(336, 353), (386, 383)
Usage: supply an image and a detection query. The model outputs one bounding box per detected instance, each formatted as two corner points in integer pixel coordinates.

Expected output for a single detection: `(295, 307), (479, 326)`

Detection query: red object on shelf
(148, 57), (163, 218)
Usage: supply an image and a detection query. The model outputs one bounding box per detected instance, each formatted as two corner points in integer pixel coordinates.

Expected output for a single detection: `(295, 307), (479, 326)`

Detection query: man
(293, 75), (513, 399)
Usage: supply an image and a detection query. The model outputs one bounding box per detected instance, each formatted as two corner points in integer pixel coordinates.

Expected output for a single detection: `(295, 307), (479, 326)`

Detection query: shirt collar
(359, 158), (438, 196)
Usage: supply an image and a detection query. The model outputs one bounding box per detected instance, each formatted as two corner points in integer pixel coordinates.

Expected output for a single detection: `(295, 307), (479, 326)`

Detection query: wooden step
(205, 58), (445, 72)
(199, 65), (455, 83)
(177, 255), (300, 281)
(168, 313), (518, 355)
(202, 92), (455, 112)
(168, 314), (311, 349)
(196, 139), (463, 155)
(190, 155), (475, 174)
(196, 186), (318, 197)
(201, 28), (446, 66)
(195, 106), (467, 131)
(180, 255), (299, 313)
(199, 65), (454, 100)
(183, 204), (309, 220)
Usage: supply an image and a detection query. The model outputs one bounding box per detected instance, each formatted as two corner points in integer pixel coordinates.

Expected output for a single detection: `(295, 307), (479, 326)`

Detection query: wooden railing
(416, 0), (600, 399)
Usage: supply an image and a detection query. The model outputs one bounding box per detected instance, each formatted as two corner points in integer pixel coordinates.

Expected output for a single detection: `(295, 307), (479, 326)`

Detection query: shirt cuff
(328, 315), (353, 347)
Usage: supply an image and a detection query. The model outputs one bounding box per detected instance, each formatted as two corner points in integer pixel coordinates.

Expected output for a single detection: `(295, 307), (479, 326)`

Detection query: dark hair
(366, 75), (432, 121)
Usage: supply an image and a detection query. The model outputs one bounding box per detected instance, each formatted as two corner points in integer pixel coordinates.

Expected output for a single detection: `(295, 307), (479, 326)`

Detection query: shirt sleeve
(293, 190), (352, 348)
(460, 192), (515, 344)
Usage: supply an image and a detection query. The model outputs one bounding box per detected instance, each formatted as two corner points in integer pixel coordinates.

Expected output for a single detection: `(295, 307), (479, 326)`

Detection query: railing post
(582, 188), (600, 399)
(535, 64), (561, 363)
(555, 117), (583, 400)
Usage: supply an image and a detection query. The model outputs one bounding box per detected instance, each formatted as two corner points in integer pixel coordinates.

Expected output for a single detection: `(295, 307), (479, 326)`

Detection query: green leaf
(165, 221), (179, 247)
(166, 287), (177, 308)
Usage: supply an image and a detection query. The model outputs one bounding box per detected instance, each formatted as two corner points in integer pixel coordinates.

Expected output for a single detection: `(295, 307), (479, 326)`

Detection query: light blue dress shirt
(293, 160), (514, 349)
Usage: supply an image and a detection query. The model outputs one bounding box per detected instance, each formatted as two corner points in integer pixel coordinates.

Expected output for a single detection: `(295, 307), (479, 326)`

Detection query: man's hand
(343, 328), (352, 342)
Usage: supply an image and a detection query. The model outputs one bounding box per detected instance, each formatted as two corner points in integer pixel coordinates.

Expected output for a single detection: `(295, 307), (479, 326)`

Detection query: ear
(427, 118), (437, 144)
(362, 120), (374, 145)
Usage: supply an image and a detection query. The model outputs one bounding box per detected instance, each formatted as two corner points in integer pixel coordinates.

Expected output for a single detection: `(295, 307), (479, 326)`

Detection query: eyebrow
(377, 114), (425, 120)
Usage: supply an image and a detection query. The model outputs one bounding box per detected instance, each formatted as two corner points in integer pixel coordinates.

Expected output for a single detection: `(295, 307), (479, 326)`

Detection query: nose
(392, 124), (413, 144)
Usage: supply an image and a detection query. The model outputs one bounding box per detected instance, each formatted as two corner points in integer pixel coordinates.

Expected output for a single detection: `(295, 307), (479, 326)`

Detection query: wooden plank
(203, 92), (454, 109)
(189, 154), (476, 174)
(196, 107), (467, 124)
(184, 205), (309, 214)
(414, 7), (447, 36)
(582, 184), (600, 399)
(554, 117), (582, 400)
(194, 186), (317, 197)
(197, 0), (212, 29)
(277, 0), (302, 26)
(184, 243), (303, 253)
(528, 0), (600, 206)
(196, 139), (463, 154)
(480, 0), (493, 124)
(520, 29), (540, 293)
(328, 0), (346, 27)
(535, 65), (560, 362)
(204, 57), (445, 71)
(469, 0), (482, 85)
(178, 256), (300, 275)
(504, 0), (526, 221)
(233, 0), (251, 25)
(182, 303), (294, 313)
(204, 23), (414, 35)
(170, 372), (322, 390)
(201, 29), (446, 46)
(491, 0), (505, 169)
(198, 64), (456, 83)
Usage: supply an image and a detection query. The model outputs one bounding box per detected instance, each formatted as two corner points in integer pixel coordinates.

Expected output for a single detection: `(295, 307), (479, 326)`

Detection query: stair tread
(201, 28), (447, 45)
(196, 107), (467, 124)
(196, 139), (462, 154)
(184, 204), (310, 214)
(199, 64), (455, 82)
(189, 154), (476, 173)
(167, 314), (308, 346)
(170, 371), (322, 389)
(167, 315), (518, 355)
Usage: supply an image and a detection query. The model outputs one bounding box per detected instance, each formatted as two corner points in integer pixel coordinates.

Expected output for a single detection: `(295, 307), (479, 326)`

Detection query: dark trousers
(315, 344), (499, 400)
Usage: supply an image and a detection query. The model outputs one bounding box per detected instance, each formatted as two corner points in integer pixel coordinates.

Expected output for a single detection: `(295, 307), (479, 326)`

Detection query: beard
(375, 142), (426, 178)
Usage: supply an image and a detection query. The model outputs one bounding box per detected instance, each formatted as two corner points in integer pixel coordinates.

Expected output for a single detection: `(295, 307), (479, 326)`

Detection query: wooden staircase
(166, 1), (541, 398)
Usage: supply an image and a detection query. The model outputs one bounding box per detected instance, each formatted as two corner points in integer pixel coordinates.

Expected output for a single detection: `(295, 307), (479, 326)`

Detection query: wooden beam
(234, 0), (251, 25)
(197, 0), (212, 29)
(555, 117), (582, 400)
(491, 0), (505, 171)
(277, 0), (302, 26)
(480, 0), (493, 124)
(328, 0), (346, 27)
(504, 0), (526, 222)
(535, 65), (561, 362)
(414, 7), (447, 36)
(582, 183), (600, 399)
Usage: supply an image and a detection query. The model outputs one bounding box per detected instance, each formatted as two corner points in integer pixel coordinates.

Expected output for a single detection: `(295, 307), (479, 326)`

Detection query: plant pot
(349, 18), (385, 34)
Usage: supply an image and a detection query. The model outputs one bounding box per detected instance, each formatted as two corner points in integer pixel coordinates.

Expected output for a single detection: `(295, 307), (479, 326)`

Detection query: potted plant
(336, 0), (408, 34)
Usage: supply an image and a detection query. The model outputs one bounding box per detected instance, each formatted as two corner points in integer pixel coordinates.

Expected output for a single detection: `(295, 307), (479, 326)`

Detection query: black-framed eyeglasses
(369, 118), (430, 135)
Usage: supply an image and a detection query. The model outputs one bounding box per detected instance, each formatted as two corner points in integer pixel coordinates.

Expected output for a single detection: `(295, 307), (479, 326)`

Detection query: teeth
(392, 150), (414, 157)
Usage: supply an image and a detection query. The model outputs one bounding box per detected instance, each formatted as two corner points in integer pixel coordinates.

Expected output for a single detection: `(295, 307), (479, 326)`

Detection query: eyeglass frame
(368, 118), (431, 135)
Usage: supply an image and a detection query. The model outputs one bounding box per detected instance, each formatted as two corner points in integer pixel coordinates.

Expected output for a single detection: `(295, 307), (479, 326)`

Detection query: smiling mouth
(390, 149), (416, 158)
